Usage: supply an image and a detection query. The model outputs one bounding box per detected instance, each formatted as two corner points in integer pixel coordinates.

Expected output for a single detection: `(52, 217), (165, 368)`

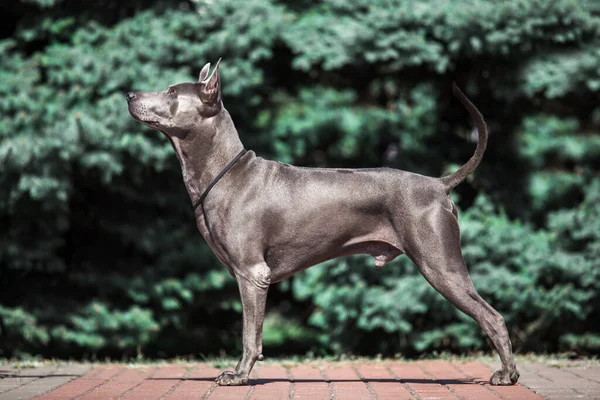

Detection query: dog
(126, 59), (520, 386)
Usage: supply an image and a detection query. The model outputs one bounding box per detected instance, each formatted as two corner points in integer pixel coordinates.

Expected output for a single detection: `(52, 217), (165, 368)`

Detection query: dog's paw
(490, 368), (519, 386)
(215, 370), (249, 386)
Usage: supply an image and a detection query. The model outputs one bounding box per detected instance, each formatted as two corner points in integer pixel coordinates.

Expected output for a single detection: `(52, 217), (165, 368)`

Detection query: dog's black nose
(126, 92), (136, 101)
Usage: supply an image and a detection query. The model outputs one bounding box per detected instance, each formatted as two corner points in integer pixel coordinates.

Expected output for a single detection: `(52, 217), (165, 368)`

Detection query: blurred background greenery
(0, 0), (599, 360)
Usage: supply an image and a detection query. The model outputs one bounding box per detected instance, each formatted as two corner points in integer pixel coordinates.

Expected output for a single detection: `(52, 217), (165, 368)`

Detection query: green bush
(1, 0), (599, 358)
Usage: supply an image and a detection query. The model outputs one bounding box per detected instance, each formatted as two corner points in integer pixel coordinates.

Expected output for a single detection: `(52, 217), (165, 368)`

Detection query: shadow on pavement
(148, 377), (486, 386)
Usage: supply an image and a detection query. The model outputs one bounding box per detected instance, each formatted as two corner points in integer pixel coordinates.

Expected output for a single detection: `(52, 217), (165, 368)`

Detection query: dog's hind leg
(406, 207), (519, 385)
(215, 262), (270, 386)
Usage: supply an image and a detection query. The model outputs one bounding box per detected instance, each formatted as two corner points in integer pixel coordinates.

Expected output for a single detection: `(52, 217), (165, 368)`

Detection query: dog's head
(126, 59), (222, 138)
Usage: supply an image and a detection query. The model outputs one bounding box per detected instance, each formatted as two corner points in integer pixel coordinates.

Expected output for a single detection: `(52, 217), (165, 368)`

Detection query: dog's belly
(264, 225), (403, 283)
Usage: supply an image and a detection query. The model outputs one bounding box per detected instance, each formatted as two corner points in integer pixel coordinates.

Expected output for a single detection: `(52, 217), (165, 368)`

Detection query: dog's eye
(168, 88), (176, 96)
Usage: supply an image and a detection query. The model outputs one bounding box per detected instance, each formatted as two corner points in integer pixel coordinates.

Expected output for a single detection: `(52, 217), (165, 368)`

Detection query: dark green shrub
(1, 0), (599, 358)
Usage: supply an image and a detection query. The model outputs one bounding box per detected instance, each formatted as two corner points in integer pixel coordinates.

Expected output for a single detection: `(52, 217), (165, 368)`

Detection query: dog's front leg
(216, 262), (270, 386)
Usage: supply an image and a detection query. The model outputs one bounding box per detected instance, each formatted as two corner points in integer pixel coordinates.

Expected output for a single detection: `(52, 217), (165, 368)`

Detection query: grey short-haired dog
(126, 60), (519, 386)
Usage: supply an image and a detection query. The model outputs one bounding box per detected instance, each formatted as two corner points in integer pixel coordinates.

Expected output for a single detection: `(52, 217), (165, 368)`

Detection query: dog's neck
(168, 108), (244, 206)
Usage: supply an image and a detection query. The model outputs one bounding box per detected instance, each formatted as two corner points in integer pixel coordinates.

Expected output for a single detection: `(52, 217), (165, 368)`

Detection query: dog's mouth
(127, 102), (165, 131)
(132, 116), (161, 130)
(130, 112), (159, 128)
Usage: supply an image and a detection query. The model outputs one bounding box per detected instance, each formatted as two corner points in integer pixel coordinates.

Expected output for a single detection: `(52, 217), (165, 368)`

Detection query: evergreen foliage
(1, 0), (599, 358)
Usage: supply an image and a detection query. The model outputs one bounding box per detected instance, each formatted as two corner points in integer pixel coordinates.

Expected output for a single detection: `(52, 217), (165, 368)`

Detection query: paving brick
(116, 367), (175, 400)
(36, 378), (106, 399)
(288, 365), (330, 400)
(514, 366), (550, 387)
(148, 366), (196, 400)
(187, 365), (220, 380)
(159, 365), (218, 400)
(0, 366), (64, 399)
(163, 380), (213, 400)
(79, 367), (150, 400)
(250, 365), (291, 400)
(206, 383), (252, 399)
(531, 363), (600, 390)
(16, 360), (587, 400)
(388, 362), (432, 381)
(577, 388), (600, 398)
(420, 360), (468, 381)
(152, 365), (188, 379)
(0, 376), (73, 400)
(518, 362), (600, 399)
(486, 382), (545, 400)
(539, 389), (589, 399)
(86, 365), (124, 380)
(12, 366), (58, 377)
(54, 364), (91, 377)
(452, 361), (493, 383)
(420, 361), (501, 400)
(323, 364), (373, 400)
(564, 366), (600, 383)
(517, 365), (566, 396)
(355, 364), (414, 400)
(120, 379), (181, 400)
(449, 384), (503, 400)
(21, 364), (93, 399)
(0, 377), (37, 394)
(389, 363), (458, 399)
(407, 385), (458, 400)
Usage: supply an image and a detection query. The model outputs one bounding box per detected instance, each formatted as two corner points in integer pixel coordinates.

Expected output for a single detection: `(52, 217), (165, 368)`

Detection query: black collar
(193, 149), (247, 211)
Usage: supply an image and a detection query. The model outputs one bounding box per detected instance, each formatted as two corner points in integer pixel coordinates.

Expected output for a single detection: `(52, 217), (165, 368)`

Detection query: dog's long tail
(440, 83), (488, 192)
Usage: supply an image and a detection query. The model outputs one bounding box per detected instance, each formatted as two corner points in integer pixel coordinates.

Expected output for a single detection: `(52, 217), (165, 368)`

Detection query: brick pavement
(0, 359), (598, 399)
(0, 364), (89, 400)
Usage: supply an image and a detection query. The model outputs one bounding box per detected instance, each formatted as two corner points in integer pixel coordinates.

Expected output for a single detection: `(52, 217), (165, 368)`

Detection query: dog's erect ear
(199, 58), (222, 105)
(199, 62), (211, 82)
